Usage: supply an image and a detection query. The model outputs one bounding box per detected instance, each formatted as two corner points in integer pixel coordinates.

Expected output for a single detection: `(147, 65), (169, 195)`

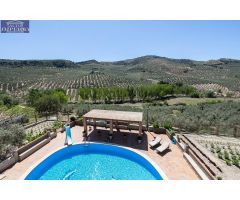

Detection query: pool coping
(21, 141), (168, 180)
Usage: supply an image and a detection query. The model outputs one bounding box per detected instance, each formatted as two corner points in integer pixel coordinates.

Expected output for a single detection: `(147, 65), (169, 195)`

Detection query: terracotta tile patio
(2, 126), (200, 180)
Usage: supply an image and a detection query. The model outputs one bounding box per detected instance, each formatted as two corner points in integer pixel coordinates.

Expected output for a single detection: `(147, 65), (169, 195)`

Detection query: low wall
(0, 131), (58, 173)
(17, 134), (49, 155)
(0, 154), (17, 173)
(24, 119), (47, 129)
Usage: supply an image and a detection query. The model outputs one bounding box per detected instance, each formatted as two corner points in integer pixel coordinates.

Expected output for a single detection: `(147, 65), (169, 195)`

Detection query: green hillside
(0, 55), (240, 102)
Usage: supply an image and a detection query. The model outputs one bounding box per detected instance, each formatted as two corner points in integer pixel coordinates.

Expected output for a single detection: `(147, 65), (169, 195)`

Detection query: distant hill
(1, 55), (240, 69)
(0, 55), (239, 69)
(0, 55), (240, 93)
(0, 59), (76, 68)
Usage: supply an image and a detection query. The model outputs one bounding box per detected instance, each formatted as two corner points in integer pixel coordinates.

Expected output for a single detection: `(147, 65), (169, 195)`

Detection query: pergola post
(139, 121), (143, 135)
(93, 119), (96, 130)
(83, 117), (88, 135)
(110, 120), (113, 134)
(115, 121), (119, 132)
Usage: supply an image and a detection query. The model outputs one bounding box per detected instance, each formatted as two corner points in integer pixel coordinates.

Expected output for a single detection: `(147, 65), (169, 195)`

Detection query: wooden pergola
(82, 109), (143, 136)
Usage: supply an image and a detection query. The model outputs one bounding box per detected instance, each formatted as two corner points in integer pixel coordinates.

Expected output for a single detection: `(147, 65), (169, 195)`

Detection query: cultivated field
(0, 67), (147, 102)
(185, 134), (240, 179)
(1, 56), (240, 102)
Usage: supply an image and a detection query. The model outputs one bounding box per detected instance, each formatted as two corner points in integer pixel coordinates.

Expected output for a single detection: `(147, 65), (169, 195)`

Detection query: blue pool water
(25, 143), (163, 180)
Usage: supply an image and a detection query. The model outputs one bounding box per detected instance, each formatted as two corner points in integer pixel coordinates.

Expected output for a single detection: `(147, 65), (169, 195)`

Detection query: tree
(127, 86), (136, 103)
(27, 89), (68, 119)
(90, 88), (97, 103)
(0, 95), (18, 108)
(0, 124), (25, 161)
(35, 95), (62, 119)
(53, 90), (68, 104)
(62, 104), (74, 121)
(27, 89), (42, 106)
(27, 88), (67, 106)
(190, 91), (200, 98)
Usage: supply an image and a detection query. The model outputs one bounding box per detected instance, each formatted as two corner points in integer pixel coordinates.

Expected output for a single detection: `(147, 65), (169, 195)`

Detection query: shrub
(169, 129), (175, 140)
(225, 160), (232, 166)
(211, 143), (215, 148)
(229, 149), (235, 155)
(162, 121), (172, 130)
(26, 132), (45, 143)
(216, 146), (221, 153)
(211, 148), (215, 153)
(224, 150), (230, 160)
(232, 159), (240, 167)
(153, 121), (160, 129)
(206, 91), (216, 98)
(218, 153), (223, 159)
(20, 115), (29, 124)
(226, 92), (234, 98)
(52, 121), (63, 129)
(0, 124), (25, 161)
(232, 155), (237, 161)
(190, 91), (200, 98)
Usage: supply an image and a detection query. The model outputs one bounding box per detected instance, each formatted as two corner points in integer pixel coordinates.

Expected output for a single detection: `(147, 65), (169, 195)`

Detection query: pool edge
(21, 142), (168, 180)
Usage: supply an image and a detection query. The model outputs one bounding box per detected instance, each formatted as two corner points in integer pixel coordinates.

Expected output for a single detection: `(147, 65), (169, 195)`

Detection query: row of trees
(78, 83), (197, 103)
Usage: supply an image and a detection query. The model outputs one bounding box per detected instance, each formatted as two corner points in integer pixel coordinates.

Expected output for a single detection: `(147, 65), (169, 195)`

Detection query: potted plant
(153, 121), (160, 134)
(109, 133), (113, 140)
(169, 130), (175, 140)
(137, 135), (142, 144)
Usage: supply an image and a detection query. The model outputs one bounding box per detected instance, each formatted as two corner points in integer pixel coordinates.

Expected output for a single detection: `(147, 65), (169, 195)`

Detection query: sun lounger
(156, 141), (170, 153)
(149, 136), (162, 147)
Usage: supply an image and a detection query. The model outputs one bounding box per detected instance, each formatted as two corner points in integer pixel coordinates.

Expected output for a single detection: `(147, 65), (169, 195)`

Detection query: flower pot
(137, 137), (142, 144)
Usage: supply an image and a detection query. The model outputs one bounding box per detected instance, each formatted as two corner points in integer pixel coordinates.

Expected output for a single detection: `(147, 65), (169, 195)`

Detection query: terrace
(1, 123), (200, 180)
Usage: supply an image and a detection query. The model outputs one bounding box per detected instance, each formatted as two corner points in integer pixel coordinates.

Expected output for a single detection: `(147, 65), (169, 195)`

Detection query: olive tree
(0, 124), (25, 161)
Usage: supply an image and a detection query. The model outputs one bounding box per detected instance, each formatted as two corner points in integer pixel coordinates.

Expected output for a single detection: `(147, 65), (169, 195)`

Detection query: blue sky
(0, 20), (240, 61)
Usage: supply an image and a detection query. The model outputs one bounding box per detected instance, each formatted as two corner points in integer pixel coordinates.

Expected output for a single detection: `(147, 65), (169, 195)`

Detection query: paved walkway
(2, 126), (199, 180)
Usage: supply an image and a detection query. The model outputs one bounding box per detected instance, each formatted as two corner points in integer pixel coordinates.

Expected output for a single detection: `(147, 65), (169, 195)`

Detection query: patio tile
(2, 126), (200, 180)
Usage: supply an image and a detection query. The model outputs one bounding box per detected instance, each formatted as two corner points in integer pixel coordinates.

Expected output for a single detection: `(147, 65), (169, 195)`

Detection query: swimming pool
(24, 143), (166, 180)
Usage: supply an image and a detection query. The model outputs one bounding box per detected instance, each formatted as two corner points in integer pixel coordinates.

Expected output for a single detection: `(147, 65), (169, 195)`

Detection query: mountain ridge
(0, 55), (240, 68)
